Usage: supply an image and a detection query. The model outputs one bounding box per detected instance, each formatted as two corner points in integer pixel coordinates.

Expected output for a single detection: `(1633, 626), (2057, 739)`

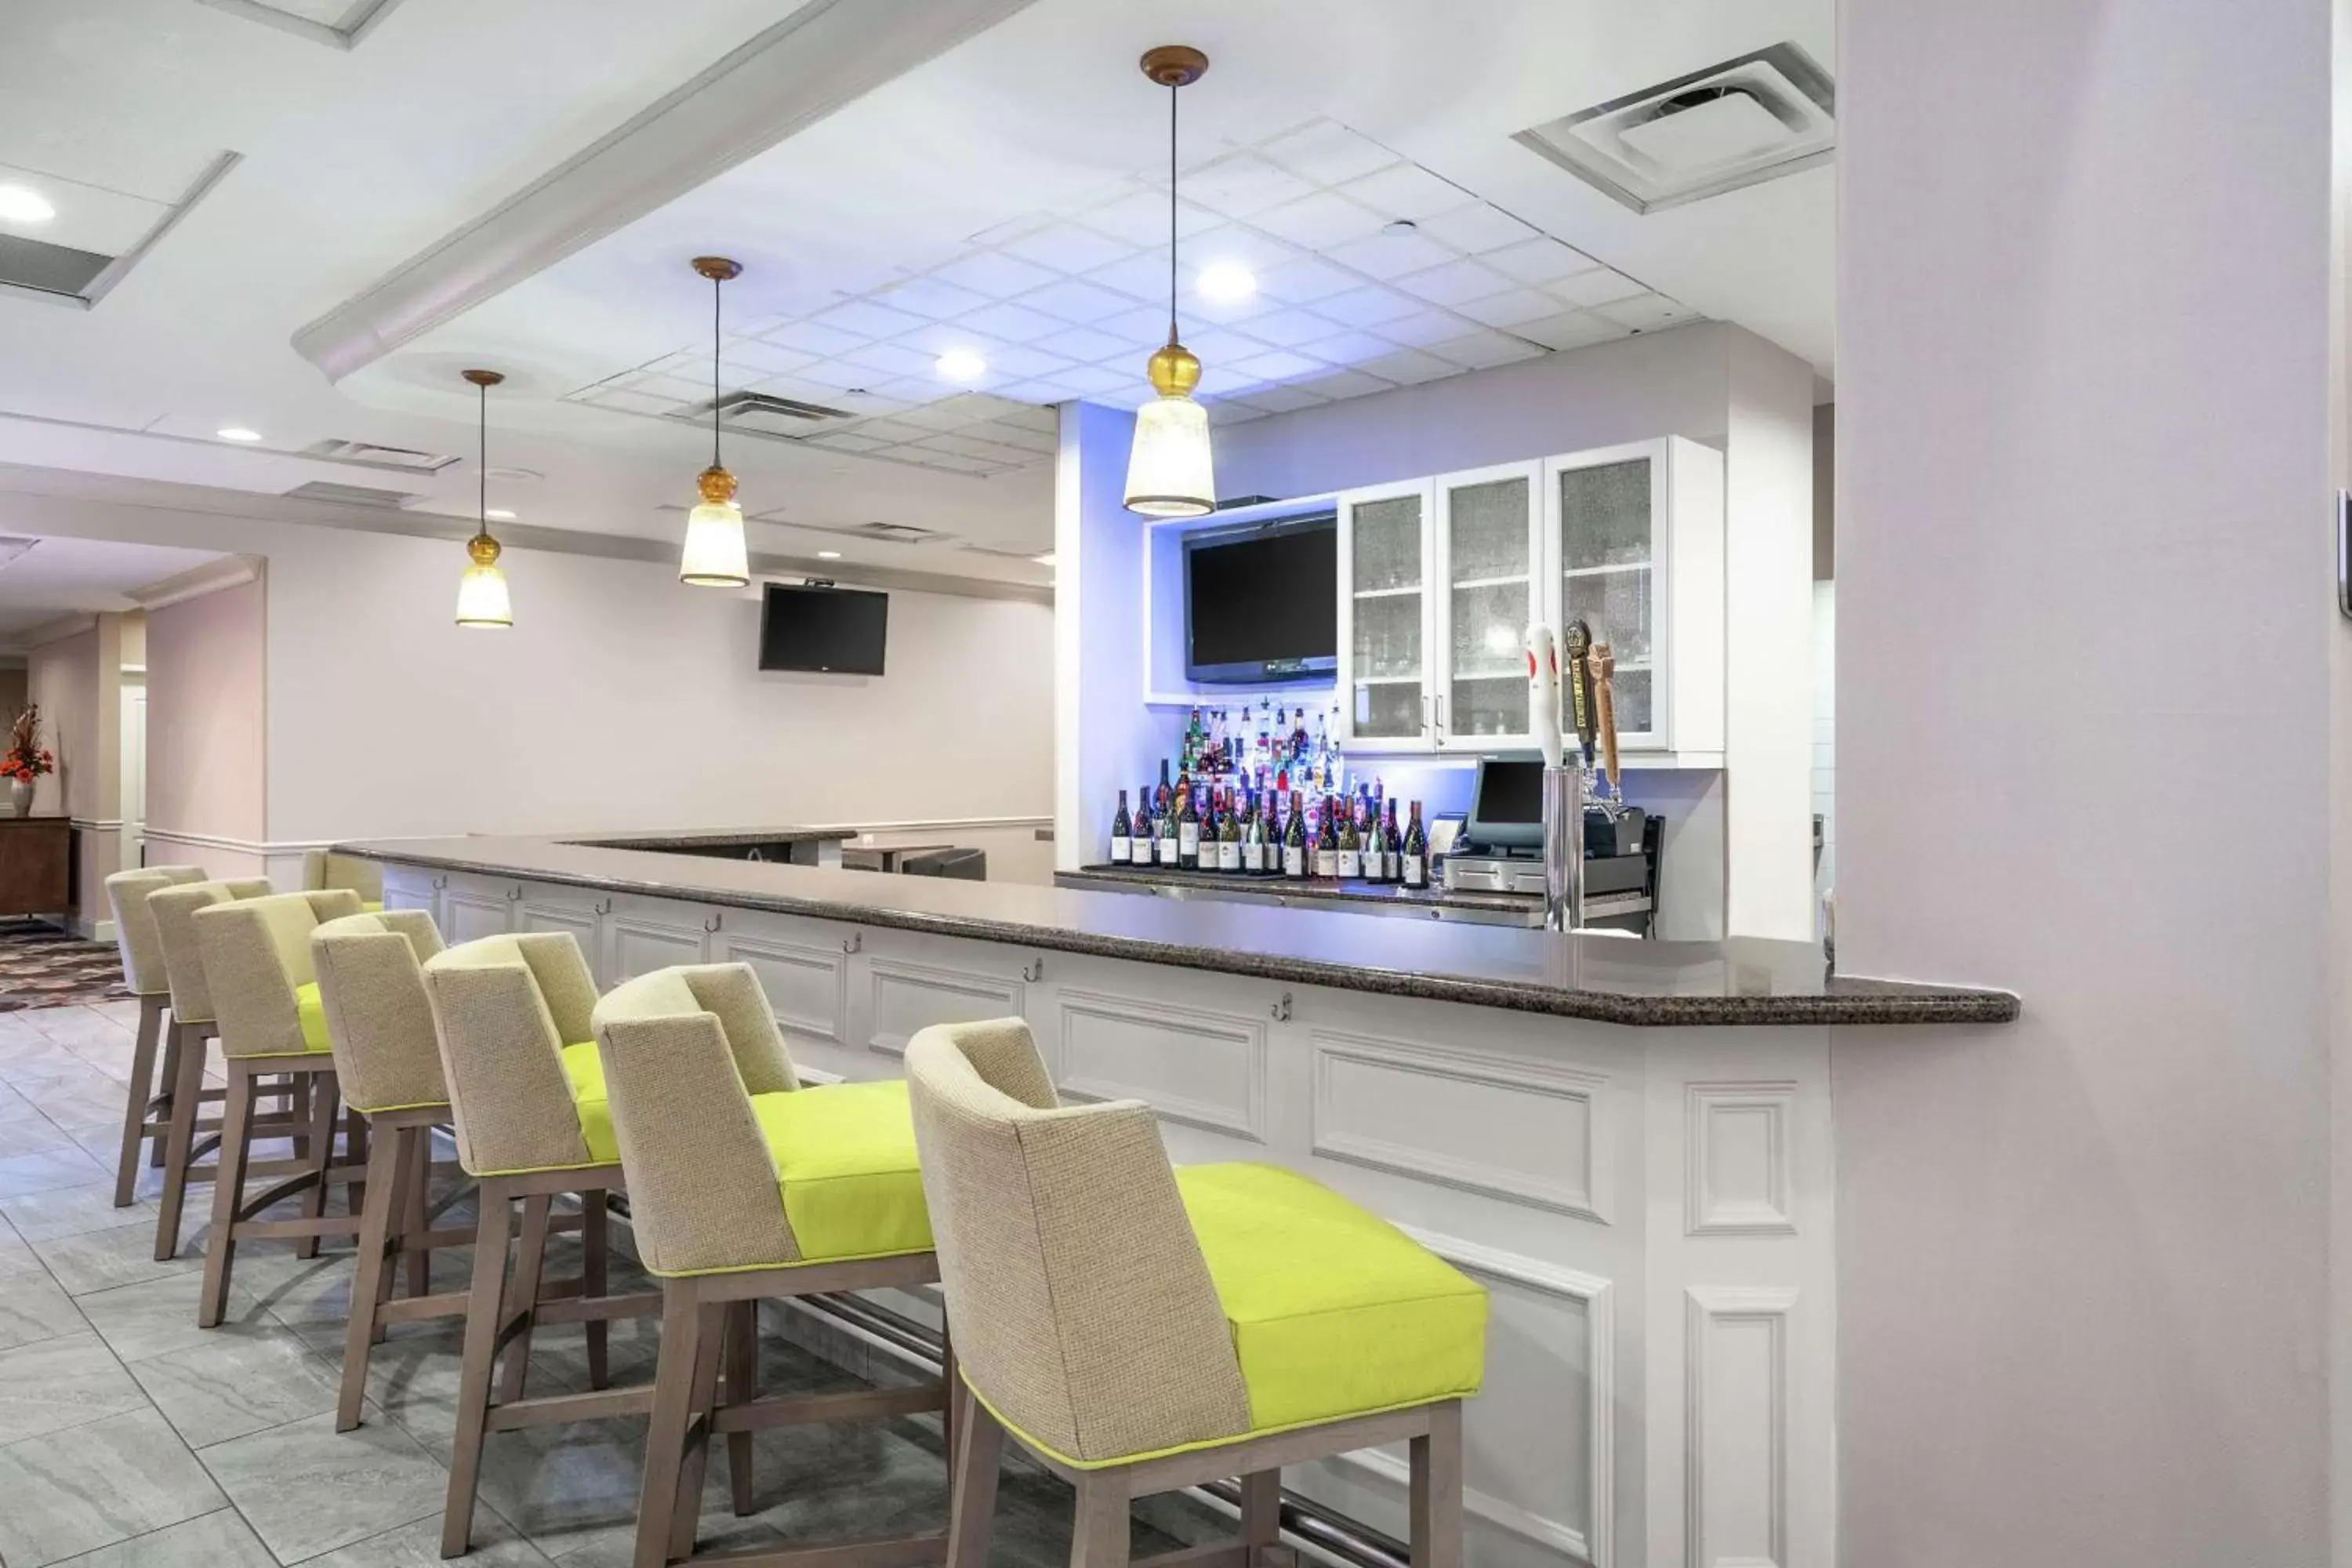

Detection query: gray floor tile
(130, 1323), (343, 1449)
(77, 1270), (267, 1363)
(0, 1112), (89, 1153)
(32, 1219), (195, 1296)
(0, 1268), (88, 1351)
(0, 1148), (114, 1202)
(200, 1410), (448, 1563)
(0, 1331), (149, 1445)
(298, 1508), (556, 1567)
(26, 1007), (134, 1050)
(2, 1182), (155, 1244)
(0, 1406), (227, 1568)
(48, 1507), (277, 1568)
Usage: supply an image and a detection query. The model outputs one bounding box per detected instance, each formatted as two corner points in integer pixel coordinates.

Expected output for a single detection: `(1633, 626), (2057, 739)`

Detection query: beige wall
(118, 608), (145, 670)
(25, 618), (122, 927)
(146, 576), (267, 881)
(0, 665), (24, 727)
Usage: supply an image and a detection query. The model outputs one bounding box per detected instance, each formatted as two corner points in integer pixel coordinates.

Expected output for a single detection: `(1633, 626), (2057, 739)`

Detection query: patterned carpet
(0, 920), (129, 1011)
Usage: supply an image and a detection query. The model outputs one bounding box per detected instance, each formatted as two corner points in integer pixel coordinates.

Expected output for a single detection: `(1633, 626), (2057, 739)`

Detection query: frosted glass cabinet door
(1336, 481), (1434, 749)
(1433, 462), (1542, 751)
(1547, 442), (1667, 749)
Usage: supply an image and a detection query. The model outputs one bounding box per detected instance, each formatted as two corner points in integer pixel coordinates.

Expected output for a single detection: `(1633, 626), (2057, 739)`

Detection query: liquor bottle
(1284, 790), (1308, 879)
(1315, 796), (1341, 879)
(1218, 788), (1243, 872)
(1156, 759), (1173, 816)
(1336, 797), (1361, 879)
(1178, 785), (1200, 870)
(1157, 791), (1180, 866)
(1401, 801), (1429, 888)
(1382, 801), (1403, 883)
(1110, 789), (1133, 864)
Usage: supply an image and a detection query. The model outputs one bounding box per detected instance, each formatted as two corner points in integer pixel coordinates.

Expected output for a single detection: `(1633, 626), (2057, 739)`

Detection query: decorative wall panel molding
(866, 958), (1023, 1057)
(441, 889), (514, 945)
(608, 914), (710, 983)
(721, 933), (848, 1045)
(1684, 1083), (1798, 1236)
(518, 899), (604, 985)
(1053, 987), (1267, 1141)
(1684, 1287), (1796, 1568)
(1310, 1029), (1608, 1221)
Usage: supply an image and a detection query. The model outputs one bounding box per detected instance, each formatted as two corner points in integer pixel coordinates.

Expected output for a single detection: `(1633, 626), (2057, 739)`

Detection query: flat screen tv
(1183, 513), (1338, 684)
(759, 583), (888, 674)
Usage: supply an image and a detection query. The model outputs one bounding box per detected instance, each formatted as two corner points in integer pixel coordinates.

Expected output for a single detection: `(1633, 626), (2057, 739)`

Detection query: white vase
(9, 779), (32, 817)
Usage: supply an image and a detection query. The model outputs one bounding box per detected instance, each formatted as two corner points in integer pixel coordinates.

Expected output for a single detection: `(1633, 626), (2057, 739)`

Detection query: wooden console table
(0, 816), (72, 918)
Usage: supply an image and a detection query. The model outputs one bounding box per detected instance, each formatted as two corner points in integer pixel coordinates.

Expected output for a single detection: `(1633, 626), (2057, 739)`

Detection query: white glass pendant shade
(455, 535), (512, 629)
(681, 465), (750, 586)
(1123, 340), (1214, 517)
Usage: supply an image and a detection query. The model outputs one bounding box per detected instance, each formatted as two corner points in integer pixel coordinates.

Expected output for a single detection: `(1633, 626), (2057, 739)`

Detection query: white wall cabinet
(1338, 437), (1725, 760)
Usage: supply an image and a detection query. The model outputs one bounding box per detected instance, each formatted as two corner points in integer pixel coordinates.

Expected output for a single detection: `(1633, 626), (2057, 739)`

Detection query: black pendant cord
(1167, 79), (1178, 345)
(710, 273), (723, 470)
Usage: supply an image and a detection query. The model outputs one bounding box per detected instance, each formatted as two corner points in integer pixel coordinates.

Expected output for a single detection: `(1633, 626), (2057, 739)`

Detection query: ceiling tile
(1374, 309), (1480, 349)
(1515, 310), (1626, 352)
(1229, 349), (1327, 385)
(1189, 290), (1277, 329)
(1185, 328), (1273, 366)
(1393, 258), (1515, 306)
(996, 379), (1082, 405)
(1018, 278), (1138, 325)
(759, 320), (870, 358)
(848, 419), (937, 445)
(1427, 331), (1546, 369)
(1250, 191), (1387, 251)
(903, 449), (998, 475)
(720, 340), (816, 376)
(648, 350), (706, 379)
(998, 223), (1134, 275)
(826, 389), (915, 419)
(1340, 162), (1475, 223)
(1357, 347), (1462, 385)
(1294, 368), (1397, 401)
(1548, 268), (1650, 308)
(1323, 229), (1456, 279)
(996, 404), (1058, 434)
(620, 372), (710, 403)
(982, 345), (1080, 381)
(840, 342), (946, 379)
(805, 431), (891, 453)
(1086, 251), (1176, 302)
(983, 422), (1060, 454)
(928, 251), (1063, 299)
(1483, 238), (1604, 286)
(1593, 293), (1700, 330)
(1254, 256), (1363, 303)
(917, 432), (1028, 462)
(1179, 155), (1319, 218)
(958, 300), (1069, 343)
(1414, 203), (1542, 255)
(1074, 190), (1222, 248)
(872, 276), (996, 320)
(1044, 365), (1131, 396)
(1087, 383), (1153, 412)
(1313, 285), (1427, 328)
(1036, 325), (1131, 363)
(811, 299), (932, 339)
(583, 388), (677, 416)
(1206, 400), (1272, 426)
(1295, 329), (1404, 367)
(1245, 383), (1330, 413)
(1231, 307), (1342, 348)
(1095, 303), (1173, 343)
(1184, 224), (1301, 272)
(790, 359), (891, 391)
(895, 320), (1004, 357)
(1256, 121), (1401, 186)
(1454, 288), (1563, 329)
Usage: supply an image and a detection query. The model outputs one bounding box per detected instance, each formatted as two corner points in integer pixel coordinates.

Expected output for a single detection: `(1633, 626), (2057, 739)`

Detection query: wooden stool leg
(946, 1382), (1004, 1568)
(337, 1114), (406, 1431)
(1240, 1469), (1281, 1563)
(150, 1026), (182, 1167)
(114, 996), (165, 1206)
(1408, 1403), (1463, 1568)
(441, 1178), (515, 1559)
(402, 1135), (431, 1298)
(635, 1283), (707, 1568)
(1070, 1472), (1132, 1568)
(497, 1193), (553, 1404)
(583, 1189), (611, 1390)
(197, 1061), (256, 1328)
(940, 1320), (957, 1465)
(153, 1024), (207, 1261)
(294, 1071), (339, 1261)
(724, 1298), (758, 1515)
(670, 1298), (728, 1564)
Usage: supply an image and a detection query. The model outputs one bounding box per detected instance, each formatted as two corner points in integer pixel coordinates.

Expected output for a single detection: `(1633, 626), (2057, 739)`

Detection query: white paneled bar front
(383, 862), (1835, 1568)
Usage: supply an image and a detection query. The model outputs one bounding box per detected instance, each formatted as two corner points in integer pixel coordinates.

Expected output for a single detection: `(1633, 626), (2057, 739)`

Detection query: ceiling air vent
(684, 391), (856, 437)
(299, 438), (459, 473)
(1515, 42), (1834, 215)
(281, 480), (419, 509)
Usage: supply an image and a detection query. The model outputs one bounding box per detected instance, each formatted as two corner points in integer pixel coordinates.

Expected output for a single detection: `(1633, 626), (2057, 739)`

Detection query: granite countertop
(1057, 862), (1541, 918)
(338, 831), (2019, 1029)
(559, 826), (858, 850)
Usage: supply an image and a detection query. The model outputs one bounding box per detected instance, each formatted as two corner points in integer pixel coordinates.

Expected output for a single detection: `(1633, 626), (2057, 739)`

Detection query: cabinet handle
(593, 898), (613, 916)
(1022, 957), (1044, 983)
(703, 913), (724, 934)
(842, 931), (863, 954)
(1271, 992), (1292, 1022)
(1434, 693), (1447, 738)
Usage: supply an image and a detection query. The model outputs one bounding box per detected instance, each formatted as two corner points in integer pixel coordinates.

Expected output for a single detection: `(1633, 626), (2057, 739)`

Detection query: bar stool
(147, 877), (286, 1262)
(308, 908), (475, 1430)
(103, 865), (205, 1207)
(191, 889), (376, 1327)
(303, 849), (387, 911)
(592, 964), (949, 1568)
(422, 931), (659, 1559)
(903, 1019), (1486, 1568)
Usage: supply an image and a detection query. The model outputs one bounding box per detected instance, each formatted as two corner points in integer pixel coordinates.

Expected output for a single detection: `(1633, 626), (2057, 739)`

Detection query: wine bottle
(1110, 789), (1133, 865)
(1239, 792), (1261, 874)
(1178, 785), (1200, 870)
(1382, 801), (1403, 883)
(1218, 788), (1243, 872)
(1284, 790), (1308, 879)
(1157, 790), (1180, 866)
(1361, 800), (1386, 884)
(1156, 759), (1173, 816)
(1315, 795), (1341, 879)
(1401, 801), (1429, 888)
(1336, 796), (1361, 879)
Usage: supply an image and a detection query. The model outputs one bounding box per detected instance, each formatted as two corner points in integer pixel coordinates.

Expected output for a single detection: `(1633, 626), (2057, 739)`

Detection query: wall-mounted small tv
(758, 583), (888, 674)
(1183, 512), (1338, 684)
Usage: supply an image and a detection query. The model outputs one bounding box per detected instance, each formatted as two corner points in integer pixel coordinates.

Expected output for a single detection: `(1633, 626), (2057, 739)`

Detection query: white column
(1054, 401), (1148, 873)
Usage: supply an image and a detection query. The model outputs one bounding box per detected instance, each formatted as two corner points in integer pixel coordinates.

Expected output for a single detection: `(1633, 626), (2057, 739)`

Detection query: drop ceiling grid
(563, 117), (1701, 476)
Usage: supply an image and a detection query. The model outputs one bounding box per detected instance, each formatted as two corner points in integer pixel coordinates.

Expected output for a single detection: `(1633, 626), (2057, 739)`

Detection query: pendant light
(681, 255), (750, 586)
(1123, 45), (1216, 519)
(454, 368), (513, 629)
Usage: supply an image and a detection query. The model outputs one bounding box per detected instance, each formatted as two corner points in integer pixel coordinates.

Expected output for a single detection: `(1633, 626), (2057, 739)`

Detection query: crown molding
(18, 612), (96, 648)
(129, 554), (266, 612)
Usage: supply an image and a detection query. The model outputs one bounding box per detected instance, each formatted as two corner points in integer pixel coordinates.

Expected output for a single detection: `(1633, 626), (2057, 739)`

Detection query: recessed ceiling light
(817, 550), (842, 560)
(484, 507), (517, 522)
(935, 348), (988, 383)
(1197, 264), (1256, 305)
(0, 186), (55, 224)
(216, 427), (263, 443)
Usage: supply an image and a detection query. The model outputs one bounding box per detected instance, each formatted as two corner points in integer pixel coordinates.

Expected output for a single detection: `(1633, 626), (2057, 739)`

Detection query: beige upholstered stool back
(590, 964), (800, 1276)
(194, 890), (365, 1058)
(903, 1018), (1251, 1465)
(419, 932), (601, 1177)
(149, 878), (275, 1026)
(310, 909), (448, 1113)
(105, 866), (204, 996)
(303, 850), (384, 906)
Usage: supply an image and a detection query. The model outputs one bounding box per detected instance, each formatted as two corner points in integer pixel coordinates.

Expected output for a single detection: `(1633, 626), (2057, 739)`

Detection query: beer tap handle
(1590, 642), (1619, 800)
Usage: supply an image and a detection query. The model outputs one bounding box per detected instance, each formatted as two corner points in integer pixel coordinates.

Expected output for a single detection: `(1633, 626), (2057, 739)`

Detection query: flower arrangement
(4, 704), (53, 784)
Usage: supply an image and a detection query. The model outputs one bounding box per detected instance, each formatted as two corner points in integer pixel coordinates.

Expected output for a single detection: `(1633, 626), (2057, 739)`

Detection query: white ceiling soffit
(193, 0), (409, 52)
(0, 151), (241, 310)
(128, 554), (263, 611)
(291, 0), (1043, 384)
(1515, 43), (1835, 216)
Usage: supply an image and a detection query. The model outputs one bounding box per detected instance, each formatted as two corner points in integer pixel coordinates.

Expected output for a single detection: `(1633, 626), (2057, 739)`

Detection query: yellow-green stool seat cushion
(560, 1040), (617, 1160)
(751, 1079), (933, 1263)
(291, 982), (337, 1054)
(361, 901), (385, 914)
(1176, 1162), (1486, 1433)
